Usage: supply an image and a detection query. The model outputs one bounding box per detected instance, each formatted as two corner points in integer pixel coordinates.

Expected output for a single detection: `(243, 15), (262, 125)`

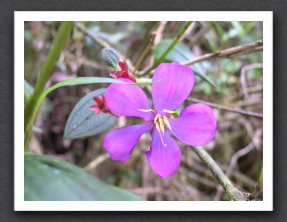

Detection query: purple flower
(103, 62), (216, 177)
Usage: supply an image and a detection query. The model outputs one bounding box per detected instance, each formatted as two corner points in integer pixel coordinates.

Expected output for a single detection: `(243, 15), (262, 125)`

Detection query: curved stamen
(163, 115), (171, 131)
(139, 109), (172, 148)
(163, 109), (179, 114)
(138, 109), (155, 113)
(155, 122), (167, 147)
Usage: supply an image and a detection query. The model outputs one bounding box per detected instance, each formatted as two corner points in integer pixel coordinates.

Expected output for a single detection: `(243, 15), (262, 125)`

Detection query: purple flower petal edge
(103, 122), (153, 162)
(146, 129), (181, 177)
(152, 62), (194, 113)
(105, 78), (154, 121)
(169, 103), (217, 146)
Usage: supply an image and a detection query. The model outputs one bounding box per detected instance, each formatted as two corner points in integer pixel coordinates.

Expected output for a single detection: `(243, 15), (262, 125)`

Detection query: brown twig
(188, 24), (208, 45)
(84, 153), (110, 171)
(133, 32), (157, 73)
(225, 142), (255, 177)
(229, 47), (263, 58)
(154, 21), (168, 45)
(64, 50), (111, 71)
(182, 39), (263, 66)
(186, 97), (263, 118)
(191, 146), (247, 201)
(179, 21), (196, 42)
(237, 98), (262, 107)
(75, 22), (112, 48)
(138, 21), (194, 77)
(214, 119), (262, 200)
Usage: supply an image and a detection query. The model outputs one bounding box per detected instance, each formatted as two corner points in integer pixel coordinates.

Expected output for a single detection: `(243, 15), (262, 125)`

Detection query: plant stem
(138, 21), (193, 77)
(138, 39), (263, 76)
(133, 32), (156, 74)
(191, 146), (247, 201)
(186, 97), (263, 118)
(24, 21), (74, 151)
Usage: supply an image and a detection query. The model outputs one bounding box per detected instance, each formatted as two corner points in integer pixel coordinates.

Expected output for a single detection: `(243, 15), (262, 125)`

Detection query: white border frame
(16, 11), (273, 211)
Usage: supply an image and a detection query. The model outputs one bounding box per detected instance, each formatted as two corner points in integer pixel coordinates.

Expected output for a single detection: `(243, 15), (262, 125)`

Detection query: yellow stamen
(159, 117), (164, 133)
(163, 109), (179, 114)
(155, 122), (160, 132)
(163, 116), (172, 131)
(138, 109), (154, 112)
(154, 114), (160, 124)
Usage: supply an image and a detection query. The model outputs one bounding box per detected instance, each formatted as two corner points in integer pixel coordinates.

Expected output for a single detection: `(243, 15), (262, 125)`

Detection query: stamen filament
(157, 129), (167, 147)
(138, 109), (154, 112)
(154, 114), (160, 124)
(155, 122), (160, 132)
(163, 109), (179, 114)
(163, 116), (172, 131)
(159, 117), (164, 133)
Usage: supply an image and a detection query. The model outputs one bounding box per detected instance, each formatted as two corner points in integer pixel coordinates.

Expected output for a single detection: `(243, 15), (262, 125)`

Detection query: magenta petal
(169, 103), (216, 146)
(146, 129), (181, 177)
(152, 62), (194, 113)
(103, 122), (153, 162)
(105, 78), (154, 121)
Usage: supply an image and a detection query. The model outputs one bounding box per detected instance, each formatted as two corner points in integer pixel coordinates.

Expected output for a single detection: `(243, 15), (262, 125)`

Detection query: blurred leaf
(244, 22), (256, 35)
(64, 88), (117, 139)
(153, 39), (217, 88)
(213, 22), (225, 38)
(88, 25), (126, 44)
(205, 32), (218, 51)
(24, 80), (34, 106)
(24, 30), (33, 43)
(73, 27), (85, 41)
(222, 29), (238, 43)
(101, 48), (120, 69)
(24, 153), (144, 201)
(231, 21), (245, 38)
(193, 81), (212, 95)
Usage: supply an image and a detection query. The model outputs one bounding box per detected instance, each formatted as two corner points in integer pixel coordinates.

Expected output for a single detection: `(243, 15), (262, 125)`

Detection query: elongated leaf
(153, 39), (217, 88)
(24, 153), (144, 201)
(64, 88), (117, 139)
(24, 80), (34, 106)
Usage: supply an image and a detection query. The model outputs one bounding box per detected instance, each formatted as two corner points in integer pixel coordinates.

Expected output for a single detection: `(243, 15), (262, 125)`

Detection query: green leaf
(25, 153), (144, 201)
(64, 88), (117, 139)
(101, 48), (120, 69)
(153, 39), (217, 88)
(24, 80), (34, 106)
(25, 77), (160, 150)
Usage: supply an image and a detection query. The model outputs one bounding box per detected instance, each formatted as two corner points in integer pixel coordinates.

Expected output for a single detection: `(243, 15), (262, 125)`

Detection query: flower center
(139, 109), (179, 147)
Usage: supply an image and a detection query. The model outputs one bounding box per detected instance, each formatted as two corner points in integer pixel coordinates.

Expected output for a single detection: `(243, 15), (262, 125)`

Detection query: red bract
(90, 95), (120, 117)
(110, 61), (136, 83)
(90, 95), (110, 114)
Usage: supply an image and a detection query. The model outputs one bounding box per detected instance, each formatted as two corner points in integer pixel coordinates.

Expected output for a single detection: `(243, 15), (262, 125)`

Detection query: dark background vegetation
(25, 21), (263, 201)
